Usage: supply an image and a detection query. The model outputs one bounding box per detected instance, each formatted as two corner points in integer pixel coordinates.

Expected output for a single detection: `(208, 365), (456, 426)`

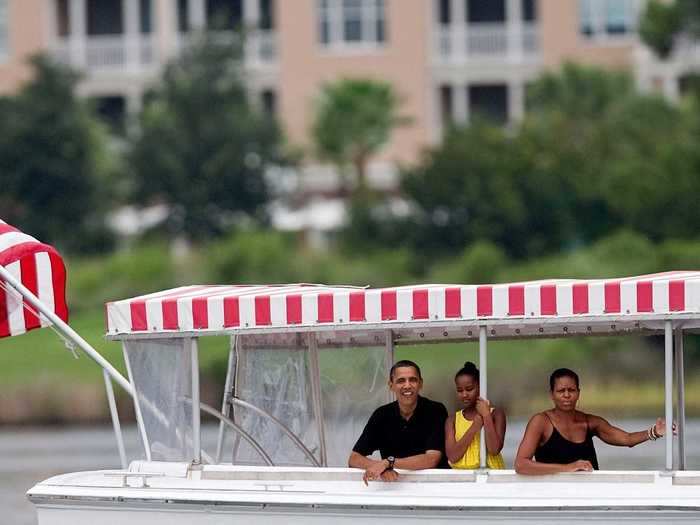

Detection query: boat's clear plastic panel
(231, 334), (389, 466)
(123, 338), (194, 462)
(231, 335), (317, 465)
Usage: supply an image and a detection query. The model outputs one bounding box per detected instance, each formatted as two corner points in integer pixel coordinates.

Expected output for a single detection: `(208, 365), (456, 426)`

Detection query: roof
(105, 272), (700, 340)
(0, 219), (68, 338)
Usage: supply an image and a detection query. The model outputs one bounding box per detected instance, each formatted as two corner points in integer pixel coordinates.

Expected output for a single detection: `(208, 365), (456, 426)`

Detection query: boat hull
(28, 465), (700, 524)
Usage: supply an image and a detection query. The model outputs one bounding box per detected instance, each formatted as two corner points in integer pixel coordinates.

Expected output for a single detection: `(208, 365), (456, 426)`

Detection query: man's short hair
(389, 360), (422, 381)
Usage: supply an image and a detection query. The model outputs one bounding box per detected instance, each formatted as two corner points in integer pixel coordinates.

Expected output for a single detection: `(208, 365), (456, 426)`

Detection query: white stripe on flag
(0, 231), (39, 254)
(35, 252), (55, 327)
(6, 261), (26, 336)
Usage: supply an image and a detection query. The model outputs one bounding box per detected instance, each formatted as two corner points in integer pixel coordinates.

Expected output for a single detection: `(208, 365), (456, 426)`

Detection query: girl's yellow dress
(449, 409), (505, 469)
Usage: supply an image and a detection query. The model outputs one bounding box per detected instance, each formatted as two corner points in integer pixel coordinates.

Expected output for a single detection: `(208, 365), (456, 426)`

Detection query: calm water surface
(4, 420), (700, 525)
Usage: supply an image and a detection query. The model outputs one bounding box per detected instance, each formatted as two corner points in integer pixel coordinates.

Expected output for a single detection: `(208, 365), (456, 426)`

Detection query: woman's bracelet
(647, 425), (659, 441)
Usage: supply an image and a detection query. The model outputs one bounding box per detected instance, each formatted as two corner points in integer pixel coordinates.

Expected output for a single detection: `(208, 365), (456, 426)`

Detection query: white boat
(1, 224), (699, 523)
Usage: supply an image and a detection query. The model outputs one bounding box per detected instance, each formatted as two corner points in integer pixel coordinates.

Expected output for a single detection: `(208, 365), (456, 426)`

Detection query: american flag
(0, 219), (68, 338)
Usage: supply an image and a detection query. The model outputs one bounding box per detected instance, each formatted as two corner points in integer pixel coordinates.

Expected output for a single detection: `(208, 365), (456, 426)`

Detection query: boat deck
(27, 463), (700, 524)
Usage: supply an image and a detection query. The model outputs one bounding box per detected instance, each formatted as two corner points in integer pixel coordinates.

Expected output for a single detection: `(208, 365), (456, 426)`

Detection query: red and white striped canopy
(106, 272), (700, 337)
(0, 220), (68, 338)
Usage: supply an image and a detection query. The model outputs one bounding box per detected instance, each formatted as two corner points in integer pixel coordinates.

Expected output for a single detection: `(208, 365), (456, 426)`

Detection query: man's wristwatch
(385, 456), (395, 471)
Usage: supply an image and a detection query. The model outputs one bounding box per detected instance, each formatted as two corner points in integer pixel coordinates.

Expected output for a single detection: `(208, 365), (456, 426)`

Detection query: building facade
(0, 0), (697, 177)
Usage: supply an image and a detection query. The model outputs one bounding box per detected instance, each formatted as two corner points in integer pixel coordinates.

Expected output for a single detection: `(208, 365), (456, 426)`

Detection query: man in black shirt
(348, 360), (448, 484)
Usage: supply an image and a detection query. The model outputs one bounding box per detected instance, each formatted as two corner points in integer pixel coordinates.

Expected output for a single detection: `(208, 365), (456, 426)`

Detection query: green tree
(0, 55), (115, 253)
(129, 34), (283, 240)
(639, 0), (692, 58)
(400, 121), (529, 258)
(312, 78), (409, 194)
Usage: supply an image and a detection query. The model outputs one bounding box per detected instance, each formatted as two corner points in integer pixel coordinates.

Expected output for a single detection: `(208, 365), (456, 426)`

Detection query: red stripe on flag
(162, 299), (179, 329)
(317, 293), (334, 322)
(223, 297), (239, 327)
(381, 290), (397, 320)
(20, 255), (40, 330)
(49, 254), (68, 323)
(192, 297), (208, 329)
(130, 301), (147, 331)
(540, 285), (557, 315)
(349, 291), (365, 321)
(412, 289), (429, 319)
(0, 288), (9, 337)
(669, 280), (685, 311)
(572, 284), (589, 314)
(508, 285), (524, 316)
(0, 223), (19, 235)
(637, 281), (653, 312)
(286, 294), (302, 324)
(255, 295), (271, 325)
(477, 286), (493, 317)
(445, 287), (461, 318)
(604, 282), (621, 313)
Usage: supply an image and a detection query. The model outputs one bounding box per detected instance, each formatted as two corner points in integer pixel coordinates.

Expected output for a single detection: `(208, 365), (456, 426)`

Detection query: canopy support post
(103, 369), (127, 469)
(664, 321), (673, 472)
(215, 336), (237, 464)
(385, 330), (395, 404)
(190, 338), (201, 465)
(674, 327), (686, 470)
(479, 325), (488, 470)
(308, 335), (328, 466)
(122, 346), (151, 461)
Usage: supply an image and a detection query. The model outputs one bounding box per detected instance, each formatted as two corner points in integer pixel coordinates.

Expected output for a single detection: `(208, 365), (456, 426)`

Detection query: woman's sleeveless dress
(449, 410), (505, 469)
(534, 413), (599, 470)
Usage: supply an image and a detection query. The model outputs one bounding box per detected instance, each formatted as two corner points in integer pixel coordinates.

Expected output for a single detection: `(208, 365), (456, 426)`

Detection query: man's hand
(567, 460), (593, 472)
(362, 459), (389, 485)
(380, 468), (399, 482)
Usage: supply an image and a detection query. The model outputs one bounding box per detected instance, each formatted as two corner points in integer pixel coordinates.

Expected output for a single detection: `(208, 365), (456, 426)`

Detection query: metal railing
(50, 30), (276, 74)
(434, 22), (540, 62)
(52, 35), (157, 71)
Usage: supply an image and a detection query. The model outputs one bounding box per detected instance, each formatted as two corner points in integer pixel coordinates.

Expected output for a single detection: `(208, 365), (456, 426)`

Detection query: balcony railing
(52, 35), (158, 72)
(51, 30), (277, 74)
(434, 23), (540, 62)
(176, 30), (278, 67)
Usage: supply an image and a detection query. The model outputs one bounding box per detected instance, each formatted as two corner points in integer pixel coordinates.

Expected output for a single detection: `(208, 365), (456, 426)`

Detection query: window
(206, 0), (243, 30)
(260, 0), (274, 30)
(579, 0), (639, 39)
(56, 0), (70, 37)
(439, 85), (454, 128)
(469, 84), (508, 124)
(467, 0), (505, 23)
(92, 96), (127, 135)
(522, 0), (537, 22)
(318, 0), (386, 48)
(140, 0), (152, 34)
(436, 0), (450, 25)
(87, 0), (123, 35)
(261, 89), (276, 116)
(0, 0), (8, 58)
(177, 0), (190, 32)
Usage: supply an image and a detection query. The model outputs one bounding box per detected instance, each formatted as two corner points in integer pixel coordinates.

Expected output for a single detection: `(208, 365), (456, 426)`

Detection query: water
(4, 421), (700, 525)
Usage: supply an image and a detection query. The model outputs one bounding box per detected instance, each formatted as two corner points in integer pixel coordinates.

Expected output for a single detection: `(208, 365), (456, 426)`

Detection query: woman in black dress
(515, 368), (671, 474)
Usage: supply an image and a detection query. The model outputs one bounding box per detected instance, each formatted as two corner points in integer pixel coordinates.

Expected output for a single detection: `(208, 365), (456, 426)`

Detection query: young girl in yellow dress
(445, 361), (506, 469)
